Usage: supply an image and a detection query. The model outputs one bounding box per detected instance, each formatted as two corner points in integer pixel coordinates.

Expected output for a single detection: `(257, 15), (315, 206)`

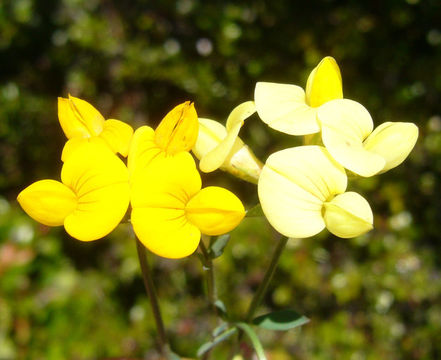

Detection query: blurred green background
(1, 0), (440, 359)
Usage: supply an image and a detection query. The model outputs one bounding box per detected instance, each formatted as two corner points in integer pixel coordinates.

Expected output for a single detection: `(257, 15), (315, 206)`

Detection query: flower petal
(132, 208), (201, 259)
(58, 97), (90, 139)
(199, 101), (255, 173)
(127, 126), (164, 183)
(305, 56), (343, 107)
(61, 137), (108, 162)
(323, 192), (373, 238)
(154, 101), (199, 155)
(131, 152), (201, 209)
(192, 118), (228, 160)
(318, 99), (385, 177)
(255, 82), (320, 135)
(363, 122), (418, 173)
(258, 146), (347, 238)
(17, 180), (77, 226)
(99, 119), (134, 157)
(58, 96), (105, 139)
(185, 186), (245, 236)
(61, 142), (130, 241)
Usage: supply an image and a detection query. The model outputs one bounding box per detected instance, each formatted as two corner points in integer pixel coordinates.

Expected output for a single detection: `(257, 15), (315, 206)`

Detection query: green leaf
(214, 299), (227, 316)
(212, 322), (228, 337)
(235, 322), (267, 360)
(209, 234), (230, 259)
(252, 310), (309, 331)
(245, 204), (264, 217)
(196, 327), (237, 358)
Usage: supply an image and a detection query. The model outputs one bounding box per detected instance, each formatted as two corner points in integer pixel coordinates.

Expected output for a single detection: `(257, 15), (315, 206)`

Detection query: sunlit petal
(318, 99), (385, 177)
(154, 101), (199, 155)
(68, 95), (105, 136)
(127, 126), (164, 183)
(199, 102), (255, 173)
(323, 192), (373, 238)
(61, 137), (108, 162)
(99, 119), (134, 157)
(255, 82), (320, 135)
(58, 97), (90, 139)
(186, 186), (245, 236)
(305, 56), (343, 107)
(363, 122), (418, 173)
(258, 146), (347, 238)
(61, 142), (130, 241)
(131, 152), (201, 209)
(17, 180), (77, 226)
(132, 208), (201, 259)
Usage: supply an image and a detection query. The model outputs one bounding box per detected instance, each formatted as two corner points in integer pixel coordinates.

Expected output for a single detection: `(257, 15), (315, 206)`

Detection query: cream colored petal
(255, 82), (320, 135)
(363, 122), (418, 173)
(127, 126), (164, 183)
(318, 99), (385, 177)
(258, 146), (347, 238)
(131, 152), (201, 209)
(305, 56), (343, 107)
(323, 192), (373, 238)
(192, 118), (228, 160)
(99, 119), (134, 157)
(61, 142), (130, 241)
(132, 208), (201, 259)
(185, 186), (245, 236)
(17, 180), (77, 226)
(225, 101), (256, 131)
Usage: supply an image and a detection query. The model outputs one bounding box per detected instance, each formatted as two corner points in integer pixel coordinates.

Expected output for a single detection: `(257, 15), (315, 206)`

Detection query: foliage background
(1, 0), (441, 359)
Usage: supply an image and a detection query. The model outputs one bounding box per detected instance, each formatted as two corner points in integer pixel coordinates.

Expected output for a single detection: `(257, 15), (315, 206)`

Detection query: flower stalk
(245, 235), (288, 322)
(199, 236), (217, 313)
(135, 236), (169, 357)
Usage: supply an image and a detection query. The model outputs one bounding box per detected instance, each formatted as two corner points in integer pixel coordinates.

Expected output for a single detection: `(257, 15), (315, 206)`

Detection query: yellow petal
(154, 101), (199, 155)
(305, 56), (343, 108)
(132, 208), (201, 259)
(17, 180), (77, 226)
(127, 126), (164, 183)
(186, 186), (245, 236)
(58, 96), (105, 139)
(58, 97), (90, 139)
(61, 142), (130, 241)
(61, 137), (108, 162)
(199, 101), (255, 173)
(363, 122), (418, 173)
(318, 99), (385, 177)
(254, 82), (320, 135)
(323, 192), (373, 238)
(131, 152), (201, 209)
(99, 119), (134, 157)
(258, 146), (347, 238)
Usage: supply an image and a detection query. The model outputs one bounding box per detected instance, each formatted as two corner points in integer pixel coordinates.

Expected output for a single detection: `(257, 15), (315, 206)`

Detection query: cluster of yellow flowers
(18, 56), (418, 258)
(18, 97), (245, 259)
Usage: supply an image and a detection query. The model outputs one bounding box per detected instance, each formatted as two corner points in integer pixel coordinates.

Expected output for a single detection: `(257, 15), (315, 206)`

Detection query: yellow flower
(17, 142), (130, 241)
(131, 152), (245, 259)
(258, 146), (373, 239)
(128, 101), (198, 183)
(58, 95), (133, 161)
(317, 99), (419, 177)
(192, 101), (263, 183)
(254, 56), (343, 135)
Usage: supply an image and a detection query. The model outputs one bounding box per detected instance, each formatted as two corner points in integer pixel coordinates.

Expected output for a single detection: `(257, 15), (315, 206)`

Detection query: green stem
(135, 236), (169, 357)
(199, 237), (217, 314)
(245, 235), (288, 322)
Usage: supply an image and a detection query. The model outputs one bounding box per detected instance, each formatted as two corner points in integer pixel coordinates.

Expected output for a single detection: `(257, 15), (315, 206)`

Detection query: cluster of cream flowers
(193, 56), (418, 239)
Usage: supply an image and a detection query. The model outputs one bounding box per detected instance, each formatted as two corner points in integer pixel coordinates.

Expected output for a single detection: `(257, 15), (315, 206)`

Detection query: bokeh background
(1, 0), (441, 359)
